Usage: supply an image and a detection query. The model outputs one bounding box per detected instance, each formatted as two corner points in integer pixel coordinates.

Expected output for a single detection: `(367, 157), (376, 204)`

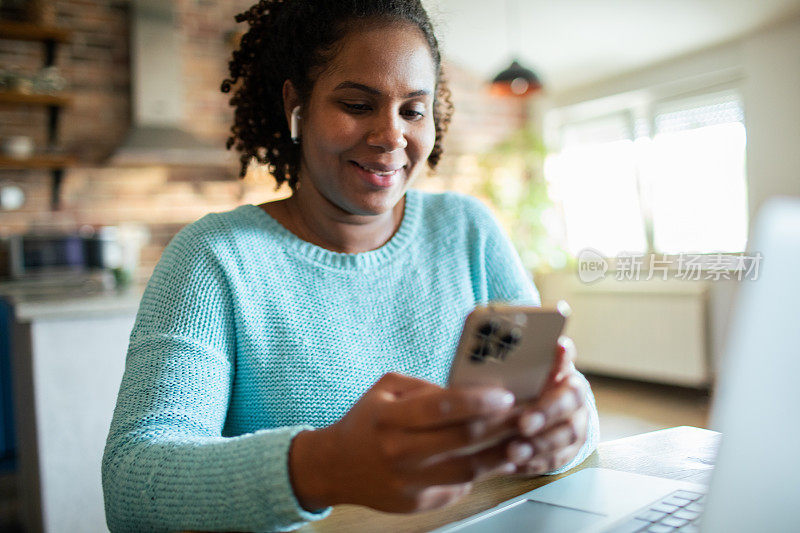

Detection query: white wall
(742, 17), (800, 222)
(545, 14), (800, 234)
(537, 17), (800, 381)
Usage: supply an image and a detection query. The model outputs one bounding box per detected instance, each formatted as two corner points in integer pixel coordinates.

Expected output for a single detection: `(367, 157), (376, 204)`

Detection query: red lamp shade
(490, 59), (542, 97)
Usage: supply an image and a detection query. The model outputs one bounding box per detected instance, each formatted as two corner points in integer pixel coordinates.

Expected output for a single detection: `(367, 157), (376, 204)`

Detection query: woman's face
(295, 22), (437, 217)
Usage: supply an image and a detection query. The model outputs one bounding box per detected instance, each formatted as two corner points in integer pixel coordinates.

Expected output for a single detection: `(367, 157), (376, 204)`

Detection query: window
(545, 113), (646, 257)
(545, 89), (748, 257)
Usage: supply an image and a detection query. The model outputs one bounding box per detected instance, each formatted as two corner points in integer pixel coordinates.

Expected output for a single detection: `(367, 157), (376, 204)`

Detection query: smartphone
(447, 301), (571, 403)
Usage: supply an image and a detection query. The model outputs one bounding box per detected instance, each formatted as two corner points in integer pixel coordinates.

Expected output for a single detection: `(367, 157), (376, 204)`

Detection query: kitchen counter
(0, 273), (146, 322)
(1, 273), (144, 532)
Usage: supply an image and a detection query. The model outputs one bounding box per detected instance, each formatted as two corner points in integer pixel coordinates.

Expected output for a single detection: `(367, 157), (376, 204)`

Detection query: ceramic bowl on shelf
(1, 135), (34, 159)
(0, 182), (25, 211)
(33, 66), (67, 94)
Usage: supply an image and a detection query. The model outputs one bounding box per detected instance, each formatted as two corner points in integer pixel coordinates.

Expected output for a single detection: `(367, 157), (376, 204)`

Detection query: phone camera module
(502, 328), (523, 346)
(478, 319), (501, 337)
(469, 341), (492, 363)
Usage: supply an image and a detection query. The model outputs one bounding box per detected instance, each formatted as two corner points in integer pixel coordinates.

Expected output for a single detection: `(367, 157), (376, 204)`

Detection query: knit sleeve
(460, 195), (541, 306)
(101, 219), (329, 532)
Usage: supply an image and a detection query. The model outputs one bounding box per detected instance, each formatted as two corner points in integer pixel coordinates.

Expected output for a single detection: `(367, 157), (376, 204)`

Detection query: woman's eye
(342, 103), (370, 113)
(402, 109), (425, 120)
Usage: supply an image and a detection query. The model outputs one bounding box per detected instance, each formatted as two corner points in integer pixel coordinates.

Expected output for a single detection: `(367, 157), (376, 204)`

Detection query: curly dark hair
(221, 0), (454, 190)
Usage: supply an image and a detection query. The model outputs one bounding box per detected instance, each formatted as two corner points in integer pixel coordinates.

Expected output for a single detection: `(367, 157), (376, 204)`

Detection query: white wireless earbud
(290, 106), (301, 144)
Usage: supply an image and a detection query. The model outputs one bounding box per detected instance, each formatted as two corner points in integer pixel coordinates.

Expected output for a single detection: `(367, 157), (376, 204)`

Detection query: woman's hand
(289, 373), (519, 514)
(503, 337), (591, 475)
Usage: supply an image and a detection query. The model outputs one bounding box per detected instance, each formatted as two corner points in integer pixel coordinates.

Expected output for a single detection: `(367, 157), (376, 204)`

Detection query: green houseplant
(477, 127), (569, 272)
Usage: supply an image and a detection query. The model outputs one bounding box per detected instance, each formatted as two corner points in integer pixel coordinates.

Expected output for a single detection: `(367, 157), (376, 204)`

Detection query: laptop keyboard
(605, 489), (706, 532)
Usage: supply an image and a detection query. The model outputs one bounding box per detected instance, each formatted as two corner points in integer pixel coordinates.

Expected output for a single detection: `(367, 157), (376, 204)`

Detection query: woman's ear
(283, 79), (301, 131)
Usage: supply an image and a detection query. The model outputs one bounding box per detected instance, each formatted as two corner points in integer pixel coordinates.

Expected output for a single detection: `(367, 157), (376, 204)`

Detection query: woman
(102, 1), (599, 531)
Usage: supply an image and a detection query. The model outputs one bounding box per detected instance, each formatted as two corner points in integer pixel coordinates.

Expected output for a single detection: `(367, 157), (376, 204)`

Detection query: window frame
(543, 77), (748, 257)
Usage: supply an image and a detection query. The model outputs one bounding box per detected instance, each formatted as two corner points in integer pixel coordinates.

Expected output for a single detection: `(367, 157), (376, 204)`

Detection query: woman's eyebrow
(333, 81), (431, 98)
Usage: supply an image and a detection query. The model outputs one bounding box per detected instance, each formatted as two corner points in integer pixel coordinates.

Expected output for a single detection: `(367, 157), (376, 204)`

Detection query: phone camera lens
(470, 342), (492, 362)
(478, 319), (501, 337)
(502, 328), (523, 346)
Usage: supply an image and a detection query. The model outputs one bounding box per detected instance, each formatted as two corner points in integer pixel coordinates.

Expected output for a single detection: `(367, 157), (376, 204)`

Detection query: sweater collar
(244, 189), (421, 270)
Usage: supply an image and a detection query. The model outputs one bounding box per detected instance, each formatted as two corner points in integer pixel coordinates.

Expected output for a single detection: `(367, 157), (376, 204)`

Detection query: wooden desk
(299, 426), (720, 533)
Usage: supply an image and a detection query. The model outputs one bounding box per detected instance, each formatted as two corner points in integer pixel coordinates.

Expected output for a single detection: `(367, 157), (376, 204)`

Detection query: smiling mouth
(351, 161), (405, 176)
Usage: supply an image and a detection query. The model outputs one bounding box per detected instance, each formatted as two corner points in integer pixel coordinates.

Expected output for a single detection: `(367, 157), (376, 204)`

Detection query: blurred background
(0, 0), (798, 531)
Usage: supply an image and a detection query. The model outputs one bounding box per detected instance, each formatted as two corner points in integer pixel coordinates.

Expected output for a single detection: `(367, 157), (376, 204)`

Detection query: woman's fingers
(515, 441), (583, 476)
(555, 336), (576, 381)
(406, 439), (516, 488)
(501, 409), (588, 477)
(415, 483), (474, 512)
(377, 386), (515, 430)
(388, 414), (519, 468)
(519, 374), (587, 437)
(372, 371), (440, 398)
(527, 409), (588, 455)
(544, 336), (577, 388)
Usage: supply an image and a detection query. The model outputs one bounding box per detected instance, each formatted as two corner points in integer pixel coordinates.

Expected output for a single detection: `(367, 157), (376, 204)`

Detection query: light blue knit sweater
(102, 189), (598, 532)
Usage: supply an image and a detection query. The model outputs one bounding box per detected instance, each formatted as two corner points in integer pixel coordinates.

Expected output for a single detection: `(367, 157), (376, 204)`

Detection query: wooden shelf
(0, 21), (70, 43)
(1, 19), (73, 209)
(0, 91), (72, 106)
(0, 154), (76, 169)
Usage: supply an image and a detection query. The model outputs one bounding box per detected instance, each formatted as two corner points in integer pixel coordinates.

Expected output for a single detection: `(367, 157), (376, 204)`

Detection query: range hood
(112, 0), (231, 166)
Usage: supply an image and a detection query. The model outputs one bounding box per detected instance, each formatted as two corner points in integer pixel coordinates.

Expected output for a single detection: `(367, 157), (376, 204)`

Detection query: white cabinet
(537, 273), (722, 388)
(7, 288), (141, 533)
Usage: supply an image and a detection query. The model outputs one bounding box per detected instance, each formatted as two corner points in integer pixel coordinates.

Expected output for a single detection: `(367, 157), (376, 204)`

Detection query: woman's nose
(366, 114), (408, 152)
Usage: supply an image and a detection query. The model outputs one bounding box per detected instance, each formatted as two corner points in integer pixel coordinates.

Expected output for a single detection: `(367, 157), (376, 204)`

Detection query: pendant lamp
(491, 59), (542, 97)
(490, 0), (542, 97)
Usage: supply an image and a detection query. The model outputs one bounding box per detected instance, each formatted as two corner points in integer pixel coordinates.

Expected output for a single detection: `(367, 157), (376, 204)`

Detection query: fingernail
(499, 462), (517, 474)
(485, 390), (515, 409)
(528, 457), (548, 473)
(508, 442), (533, 463)
(521, 412), (545, 435)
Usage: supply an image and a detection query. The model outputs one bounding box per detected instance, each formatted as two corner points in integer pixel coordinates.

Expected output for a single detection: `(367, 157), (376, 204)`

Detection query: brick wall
(0, 0), (527, 282)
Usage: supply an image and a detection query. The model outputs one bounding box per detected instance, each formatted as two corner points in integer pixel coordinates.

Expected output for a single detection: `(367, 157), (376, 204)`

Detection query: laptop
(435, 196), (800, 533)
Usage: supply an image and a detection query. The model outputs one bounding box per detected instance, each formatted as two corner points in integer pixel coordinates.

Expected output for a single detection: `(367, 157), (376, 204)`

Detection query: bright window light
(546, 90), (748, 256)
(546, 140), (647, 257)
(649, 122), (748, 253)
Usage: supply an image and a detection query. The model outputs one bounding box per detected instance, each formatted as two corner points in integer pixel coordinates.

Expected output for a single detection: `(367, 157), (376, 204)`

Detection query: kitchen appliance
(0, 225), (146, 281)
